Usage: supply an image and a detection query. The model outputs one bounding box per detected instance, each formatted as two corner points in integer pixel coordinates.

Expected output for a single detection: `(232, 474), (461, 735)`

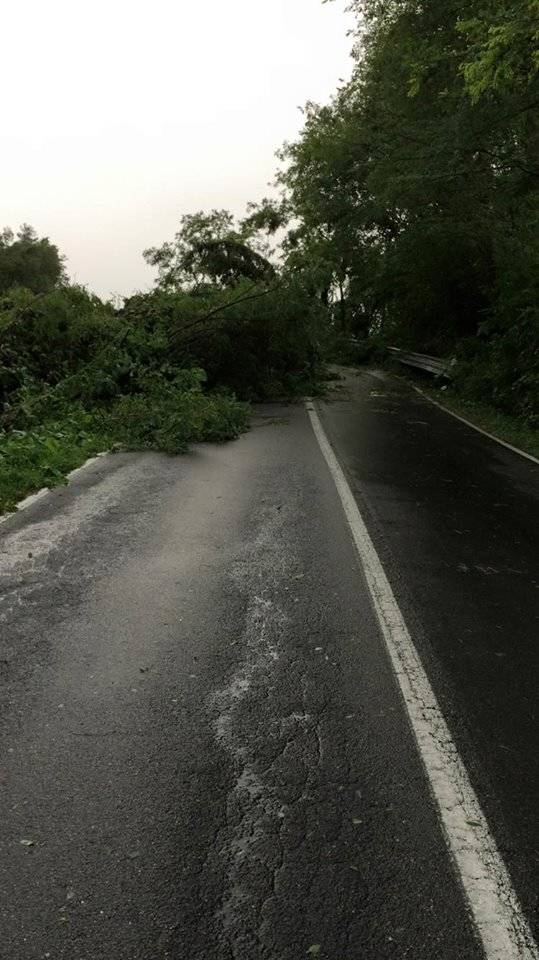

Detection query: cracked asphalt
(0, 369), (537, 959)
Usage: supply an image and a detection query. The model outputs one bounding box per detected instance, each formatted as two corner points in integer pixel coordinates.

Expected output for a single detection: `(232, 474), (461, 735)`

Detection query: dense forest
(1, 0), (538, 509)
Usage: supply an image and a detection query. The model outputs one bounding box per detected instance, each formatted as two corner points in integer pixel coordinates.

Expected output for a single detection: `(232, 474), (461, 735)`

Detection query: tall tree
(278, 0), (538, 350)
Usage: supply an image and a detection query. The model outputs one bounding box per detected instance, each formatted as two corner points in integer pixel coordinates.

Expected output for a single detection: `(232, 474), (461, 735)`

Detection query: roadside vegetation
(1, 1), (537, 510)
(271, 0), (538, 431)
(0, 216), (324, 512)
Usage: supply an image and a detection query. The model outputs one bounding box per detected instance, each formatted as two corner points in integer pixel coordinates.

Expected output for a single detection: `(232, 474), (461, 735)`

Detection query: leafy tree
(143, 209), (276, 291)
(457, 0), (539, 101)
(275, 0), (538, 420)
(0, 225), (65, 294)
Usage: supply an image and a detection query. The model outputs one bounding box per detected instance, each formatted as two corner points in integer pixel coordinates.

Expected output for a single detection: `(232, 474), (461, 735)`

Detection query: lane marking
(306, 401), (538, 960)
(411, 384), (539, 466)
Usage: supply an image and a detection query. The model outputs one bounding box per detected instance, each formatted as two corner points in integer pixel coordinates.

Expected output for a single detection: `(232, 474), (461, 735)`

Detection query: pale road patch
(306, 401), (539, 960)
(208, 504), (294, 948)
(0, 458), (124, 578)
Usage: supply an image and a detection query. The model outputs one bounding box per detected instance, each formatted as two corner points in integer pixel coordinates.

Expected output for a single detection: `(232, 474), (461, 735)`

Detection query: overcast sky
(3, 0), (354, 299)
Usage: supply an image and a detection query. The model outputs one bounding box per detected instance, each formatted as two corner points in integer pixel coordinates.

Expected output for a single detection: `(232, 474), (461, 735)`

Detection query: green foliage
(276, 0), (539, 424)
(108, 380), (249, 454)
(129, 205), (329, 399)
(0, 285), (120, 401)
(0, 410), (110, 513)
(123, 277), (328, 400)
(143, 209), (276, 290)
(240, 198), (287, 236)
(457, 1), (539, 101)
(0, 199), (327, 510)
(452, 314), (539, 426)
(0, 225), (65, 294)
(0, 281), (250, 510)
(0, 380), (249, 512)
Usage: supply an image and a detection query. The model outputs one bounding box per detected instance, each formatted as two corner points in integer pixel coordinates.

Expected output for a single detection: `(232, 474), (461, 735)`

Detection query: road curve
(0, 372), (536, 959)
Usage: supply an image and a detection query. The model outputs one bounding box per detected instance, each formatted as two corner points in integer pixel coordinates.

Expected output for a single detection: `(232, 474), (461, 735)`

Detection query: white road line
(411, 384), (539, 466)
(306, 401), (538, 960)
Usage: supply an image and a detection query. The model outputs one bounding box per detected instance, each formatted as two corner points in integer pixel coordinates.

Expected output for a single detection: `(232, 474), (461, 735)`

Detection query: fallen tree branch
(172, 282), (282, 340)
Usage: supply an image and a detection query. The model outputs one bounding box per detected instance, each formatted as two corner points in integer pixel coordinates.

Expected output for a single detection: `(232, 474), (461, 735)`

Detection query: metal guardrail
(387, 346), (454, 379)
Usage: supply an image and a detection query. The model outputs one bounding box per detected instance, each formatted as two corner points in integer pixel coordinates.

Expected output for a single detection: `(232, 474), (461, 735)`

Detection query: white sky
(2, 0), (354, 299)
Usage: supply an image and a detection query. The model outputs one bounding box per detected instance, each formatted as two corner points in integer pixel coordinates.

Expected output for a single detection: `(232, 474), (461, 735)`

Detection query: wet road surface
(317, 369), (539, 943)
(0, 369), (537, 959)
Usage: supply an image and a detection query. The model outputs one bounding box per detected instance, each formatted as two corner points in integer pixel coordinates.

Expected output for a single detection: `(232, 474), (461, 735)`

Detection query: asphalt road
(317, 369), (539, 942)
(0, 368), (537, 959)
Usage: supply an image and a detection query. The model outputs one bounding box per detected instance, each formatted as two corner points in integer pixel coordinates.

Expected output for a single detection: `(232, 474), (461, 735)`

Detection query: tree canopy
(143, 209), (276, 291)
(271, 0), (538, 420)
(0, 225), (65, 295)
